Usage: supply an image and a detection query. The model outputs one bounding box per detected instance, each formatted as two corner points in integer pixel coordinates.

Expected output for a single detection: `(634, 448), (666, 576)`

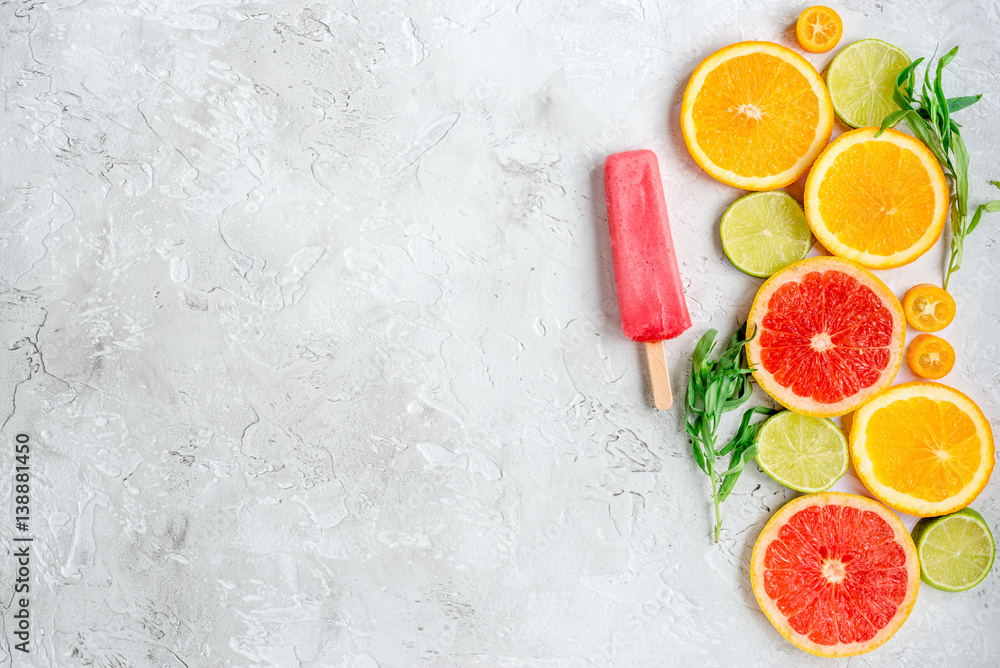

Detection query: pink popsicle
(604, 149), (691, 408)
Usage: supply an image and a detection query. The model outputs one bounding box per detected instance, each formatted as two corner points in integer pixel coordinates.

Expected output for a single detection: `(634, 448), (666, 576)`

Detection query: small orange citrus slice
(796, 6), (843, 54)
(804, 127), (949, 269)
(681, 42), (835, 190)
(850, 382), (995, 517)
(906, 334), (955, 379)
(902, 283), (956, 332)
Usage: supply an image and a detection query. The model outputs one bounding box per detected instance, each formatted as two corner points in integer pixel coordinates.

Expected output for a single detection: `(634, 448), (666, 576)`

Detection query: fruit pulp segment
(911, 296), (952, 329)
(817, 141), (936, 257)
(763, 504), (909, 645)
(865, 398), (982, 502)
(799, 8), (839, 50)
(692, 53), (819, 177)
(759, 270), (893, 404)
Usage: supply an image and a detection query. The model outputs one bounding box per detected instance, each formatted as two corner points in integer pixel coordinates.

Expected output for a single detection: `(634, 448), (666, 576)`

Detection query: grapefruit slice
(746, 256), (905, 417)
(751, 492), (920, 657)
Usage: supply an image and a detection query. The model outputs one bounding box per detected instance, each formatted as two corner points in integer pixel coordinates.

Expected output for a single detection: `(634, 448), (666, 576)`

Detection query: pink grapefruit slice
(751, 492), (920, 657)
(745, 256), (905, 417)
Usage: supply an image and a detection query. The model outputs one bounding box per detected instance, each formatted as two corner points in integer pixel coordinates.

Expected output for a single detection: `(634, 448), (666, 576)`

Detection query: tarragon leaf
(946, 95), (982, 113)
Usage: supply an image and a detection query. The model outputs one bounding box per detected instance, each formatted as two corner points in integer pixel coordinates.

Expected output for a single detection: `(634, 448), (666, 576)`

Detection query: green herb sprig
(685, 326), (776, 543)
(876, 46), (1000, 290)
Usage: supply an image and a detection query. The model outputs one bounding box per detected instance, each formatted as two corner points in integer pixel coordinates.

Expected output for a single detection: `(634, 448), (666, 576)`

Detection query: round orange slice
(796, 6), (843, 54)
(906, 334), (955, 380)
(902, 283), (955, 332)
(746, 256), (906, 417)
(851, 382), (995, 516)
(751, 492), (920, 657)
(804, 127), (949, 269)
(681, 42), (835, 190)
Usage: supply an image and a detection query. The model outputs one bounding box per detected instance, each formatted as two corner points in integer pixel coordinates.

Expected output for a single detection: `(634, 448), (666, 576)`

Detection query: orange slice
(906, 334), (955, 379)
(804, 127), (949, 269)
(681, 42), (835, 190)
(796, 6), (843, 54)
(902, 283), (956, 332)
(850, 382), (995, 516)
(751, 492), (919, 657)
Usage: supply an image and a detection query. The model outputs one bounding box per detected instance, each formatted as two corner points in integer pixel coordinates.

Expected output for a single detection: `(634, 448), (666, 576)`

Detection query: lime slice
(755, 411), (848, 493)
(720, 191), (812, 278)
(827, 39), (910, 128)
(911, 508), (996, 592)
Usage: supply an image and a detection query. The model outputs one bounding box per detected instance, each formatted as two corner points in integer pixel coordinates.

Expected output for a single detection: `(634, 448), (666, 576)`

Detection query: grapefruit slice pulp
(746, 256), (905, 417)
(751, 492), (920, 657)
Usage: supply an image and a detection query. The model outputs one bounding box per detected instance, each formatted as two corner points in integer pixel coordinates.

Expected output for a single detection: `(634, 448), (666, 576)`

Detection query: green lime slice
(826, 39), (910, 128)
(755, 411), (848, 493)
(720, 191), (812, 278)
(911, 508), (996, 592)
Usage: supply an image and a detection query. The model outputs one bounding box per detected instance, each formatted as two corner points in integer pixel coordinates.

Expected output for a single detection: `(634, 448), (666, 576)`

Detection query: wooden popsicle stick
(644, 340), (673, 410)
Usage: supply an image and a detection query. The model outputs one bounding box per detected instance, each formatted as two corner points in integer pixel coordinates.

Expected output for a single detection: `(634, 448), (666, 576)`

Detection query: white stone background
(1, 0), (999, 666)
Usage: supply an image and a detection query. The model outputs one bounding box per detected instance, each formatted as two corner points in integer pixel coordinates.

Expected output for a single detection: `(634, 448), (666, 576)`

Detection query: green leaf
(692, 329), (717, 370)
(897, 57), (924, 100)
(718, 445), (756, 483)
(984, 181), (1000, 215)
(952, 133), (970, 217)
(717, 406), (777, 502)
(901, 110), (949, 167)
(967, 184), (1000, 236)
(934, 53), (952, 155)
(966, 204), (987, 237)
(922, 48), (939, 128)
(947, 95), (982, 113)
(691, 438), (709, 475)
(876, 109), (908, 136)
(717, 406), (760, 456)
(939, 45), (959, 70)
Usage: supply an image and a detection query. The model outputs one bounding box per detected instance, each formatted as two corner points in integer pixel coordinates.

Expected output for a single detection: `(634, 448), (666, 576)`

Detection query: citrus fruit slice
(804, 127), (949, 269)
(681, 42), (834, 190)
(826, 39), (910, 128)
(756, 411), (848, 492)
(720, 191), (812, 278)
(911, 507), (996, 592)
(751, 492), (920, 657)
(746, 256), (906, 417)
(796, 6), (843, 54)
(906, 333), (955, 380)
(902, 283), (955, 332)
(850, 381), (995, 516)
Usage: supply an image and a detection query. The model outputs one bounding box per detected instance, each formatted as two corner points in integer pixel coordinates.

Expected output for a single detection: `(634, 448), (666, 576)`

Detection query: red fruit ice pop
(604, 149), (692, 409)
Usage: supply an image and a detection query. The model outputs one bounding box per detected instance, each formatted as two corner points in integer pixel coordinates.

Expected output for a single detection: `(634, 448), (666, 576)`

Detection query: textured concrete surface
(1, 0), (999, 666)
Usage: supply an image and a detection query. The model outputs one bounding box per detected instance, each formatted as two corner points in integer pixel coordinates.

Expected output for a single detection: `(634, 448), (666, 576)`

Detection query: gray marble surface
(2, 0), (999, 666)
